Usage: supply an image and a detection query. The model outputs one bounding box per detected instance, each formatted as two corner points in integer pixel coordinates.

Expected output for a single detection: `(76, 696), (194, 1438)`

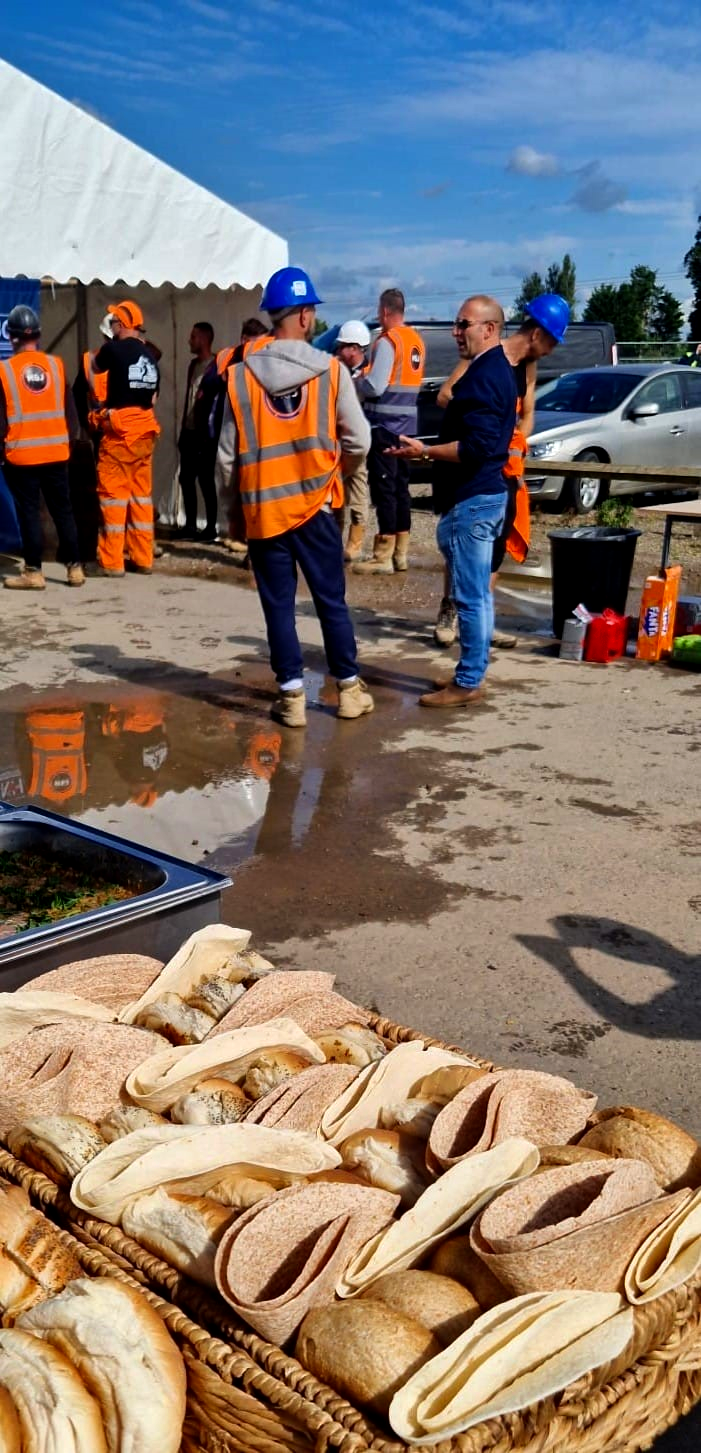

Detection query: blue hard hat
(524, 293), (570, 344)
(261, 266), (323, 313)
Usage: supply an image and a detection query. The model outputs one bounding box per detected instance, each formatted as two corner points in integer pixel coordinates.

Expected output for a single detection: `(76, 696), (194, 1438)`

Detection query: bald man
(387, 295), (517, 706)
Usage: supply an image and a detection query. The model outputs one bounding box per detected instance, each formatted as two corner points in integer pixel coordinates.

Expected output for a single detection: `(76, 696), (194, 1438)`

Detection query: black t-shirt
(93, 338), (160, 409)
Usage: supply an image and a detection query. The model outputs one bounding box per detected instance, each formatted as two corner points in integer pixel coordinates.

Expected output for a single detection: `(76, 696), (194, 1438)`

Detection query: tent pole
(76, 282), (88, 364)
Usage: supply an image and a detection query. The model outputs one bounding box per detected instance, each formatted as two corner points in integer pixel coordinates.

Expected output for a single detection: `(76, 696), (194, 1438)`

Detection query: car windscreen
(422, 332), (462, 379)
(535, 371), (645, 414)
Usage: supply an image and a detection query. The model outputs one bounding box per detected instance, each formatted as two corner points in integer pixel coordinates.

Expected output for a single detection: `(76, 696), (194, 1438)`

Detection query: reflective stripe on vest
(0, 353), (70, 466)
(364, 325), (426, 434)
(227, 358), (343, 539)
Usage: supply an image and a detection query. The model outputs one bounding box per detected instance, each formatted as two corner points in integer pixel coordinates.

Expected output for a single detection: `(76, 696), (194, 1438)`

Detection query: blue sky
(2, 0), (701, 325)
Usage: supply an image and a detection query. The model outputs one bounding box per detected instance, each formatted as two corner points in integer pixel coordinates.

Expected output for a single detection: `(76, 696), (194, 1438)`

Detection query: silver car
(527, 364), (701, 513)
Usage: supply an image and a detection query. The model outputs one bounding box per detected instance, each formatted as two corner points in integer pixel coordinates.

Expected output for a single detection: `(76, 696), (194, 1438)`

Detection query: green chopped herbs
(0, 851), (133, 935)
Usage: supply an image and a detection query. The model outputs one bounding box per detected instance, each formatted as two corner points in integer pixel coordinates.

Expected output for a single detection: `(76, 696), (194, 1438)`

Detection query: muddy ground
(0, 531), (699, 1449)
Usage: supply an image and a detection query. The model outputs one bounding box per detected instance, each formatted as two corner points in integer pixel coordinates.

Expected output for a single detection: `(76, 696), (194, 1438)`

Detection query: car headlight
(529, 439), (564, 459)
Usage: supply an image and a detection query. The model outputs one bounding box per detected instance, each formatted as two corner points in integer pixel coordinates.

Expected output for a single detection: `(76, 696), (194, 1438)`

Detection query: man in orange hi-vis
(91, 301), (160, 576)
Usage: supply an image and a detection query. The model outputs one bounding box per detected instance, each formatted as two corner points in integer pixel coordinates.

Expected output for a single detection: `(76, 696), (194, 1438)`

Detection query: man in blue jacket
(387, 295), (516, 707)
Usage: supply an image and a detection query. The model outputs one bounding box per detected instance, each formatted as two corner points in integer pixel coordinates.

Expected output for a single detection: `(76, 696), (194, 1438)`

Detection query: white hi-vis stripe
(128, 521), (153, 532)
(132, 496), (152, 506)
(101, 523), (125, 534)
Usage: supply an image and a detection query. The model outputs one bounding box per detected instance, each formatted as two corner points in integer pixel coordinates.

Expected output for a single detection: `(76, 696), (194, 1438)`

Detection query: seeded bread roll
(340, 1129), (428, 1206)
(243, 1050), (313, 1100)
(296, 1301), (440, 1418)
(122, 1188), (234, 1285)
(186, 979), (245, 1020)
(0, 1183), (82, 1324)
(98, 1106), (169, 1142)
(18, 1277), (187, 1453)
(170, 1079), (249, 1126)
(6, 1115), (106, 1184)
(315, 1025), (387, 1067)
(134, 994), (215, 1045)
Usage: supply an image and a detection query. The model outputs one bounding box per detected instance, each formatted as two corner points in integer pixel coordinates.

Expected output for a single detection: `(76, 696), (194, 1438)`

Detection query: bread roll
(427, 1234), (508, 1309)
(340, 1129), (428, 1206)
(186, 979), (245, 1019)
(0, 1384), (21, 1452)
(577, 1107), (701, 1192)
(0, 1327), (108, 1451)
(119, 926), (272, 1026)
(19, 1277), (187, 1453)
(122, 1188), (234, 1285)
(98, 1106), (169, 1142)
(134, 994), (215, 1045)
(380, 1097), (440, 1139)
(243, 1050), (312, 1100)
(0, 1183), (82, 1324)
(418, 1065), (487, 1103)
(360, 1270), (481, 1346)
(295, 1301), (440, 1417)
(204, 1174), (279, 1209)
(315, 1025), (387, 1067)
(6, 1115), (106, 1184)
(538, 1144), (611, 1171)
(170, 1079), (248, 1126)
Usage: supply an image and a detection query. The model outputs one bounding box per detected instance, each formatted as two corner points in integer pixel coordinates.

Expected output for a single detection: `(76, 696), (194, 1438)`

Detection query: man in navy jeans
(388, 295), (516, 707)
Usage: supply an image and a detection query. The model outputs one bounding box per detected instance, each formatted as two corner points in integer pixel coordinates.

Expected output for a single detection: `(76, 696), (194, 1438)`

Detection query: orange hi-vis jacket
(26, 710), (87, 803)
(217, 336), (270, 377)
(364, 325), (426, 434)
(0, 352), (70, 467)
(82, 351), (108, 407)
(227, 356), (344, 540)
(216, 347), (235, 377)
(503, 399), (530, 564)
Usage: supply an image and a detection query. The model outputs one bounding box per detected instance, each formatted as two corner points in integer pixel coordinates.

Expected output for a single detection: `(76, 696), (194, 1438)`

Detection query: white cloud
(570, 161), (626, 213)
(507, 145), (559, 177)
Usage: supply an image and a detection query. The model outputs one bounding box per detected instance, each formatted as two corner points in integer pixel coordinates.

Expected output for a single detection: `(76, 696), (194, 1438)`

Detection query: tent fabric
(0, 59), (286, 289)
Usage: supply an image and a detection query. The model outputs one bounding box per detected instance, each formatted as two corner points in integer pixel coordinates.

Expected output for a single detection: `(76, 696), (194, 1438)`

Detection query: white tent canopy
(0, 60), (287, 521)
(0, 59), (286, 288)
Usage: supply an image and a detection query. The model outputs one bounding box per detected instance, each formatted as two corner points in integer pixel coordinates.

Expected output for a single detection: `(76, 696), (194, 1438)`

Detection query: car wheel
(569, 452), (607, 514)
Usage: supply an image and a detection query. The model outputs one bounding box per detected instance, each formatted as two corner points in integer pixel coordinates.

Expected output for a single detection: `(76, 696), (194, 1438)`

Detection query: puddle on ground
(0, 661), (473, 938)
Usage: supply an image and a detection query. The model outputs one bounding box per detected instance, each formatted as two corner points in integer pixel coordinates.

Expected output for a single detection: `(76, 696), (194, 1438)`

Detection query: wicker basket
(1, 1007), (700, 1452)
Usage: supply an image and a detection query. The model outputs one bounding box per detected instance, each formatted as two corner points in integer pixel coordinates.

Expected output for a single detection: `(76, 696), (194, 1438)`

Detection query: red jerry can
(584, 610), (628, 663)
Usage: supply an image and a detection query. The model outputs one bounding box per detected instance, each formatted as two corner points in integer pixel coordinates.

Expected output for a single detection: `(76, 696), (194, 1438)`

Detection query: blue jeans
(248, 509), (359, 684)
(437, 491), (507, 688)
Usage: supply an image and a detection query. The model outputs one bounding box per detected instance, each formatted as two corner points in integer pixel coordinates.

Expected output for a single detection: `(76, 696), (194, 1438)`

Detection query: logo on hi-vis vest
(410, 347), (422, 370)
(22, 364), (49, 393)
(128, 356), (159, 389)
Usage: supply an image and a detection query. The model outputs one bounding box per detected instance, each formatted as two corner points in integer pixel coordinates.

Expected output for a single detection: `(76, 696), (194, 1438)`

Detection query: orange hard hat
(108, 300), (144, 330)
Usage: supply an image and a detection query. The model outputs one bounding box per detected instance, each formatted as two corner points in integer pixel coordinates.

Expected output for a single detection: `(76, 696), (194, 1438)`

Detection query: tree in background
(545, 254), (577, 317)
(684, 214), (701, 339)
(583, 265), (683, 340)
(513, 271), (544, 314)
(312, 317), (329, 337)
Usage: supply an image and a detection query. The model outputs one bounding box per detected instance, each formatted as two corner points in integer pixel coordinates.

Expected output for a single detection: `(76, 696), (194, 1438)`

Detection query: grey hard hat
(7, 305), (40, 338)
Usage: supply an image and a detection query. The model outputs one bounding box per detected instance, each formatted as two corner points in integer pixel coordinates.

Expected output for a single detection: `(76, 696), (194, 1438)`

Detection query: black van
(394, 320), (617, 443)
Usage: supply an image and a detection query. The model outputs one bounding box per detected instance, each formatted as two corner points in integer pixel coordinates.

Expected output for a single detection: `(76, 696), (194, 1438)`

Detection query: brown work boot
(4, 569), (45, 591)
(96, 565), (126, 577)
(353, 534), (395, 574)
(419, 683), (485, 708)
(434, 597), (458, 646)
(393, 532), (410, 571)
(337, 678), (374, 719)
(66, 564), (85, 587)
(492, 627), (517, 648)
(271, 688), (307, 729)
(343, 522), (365, 562)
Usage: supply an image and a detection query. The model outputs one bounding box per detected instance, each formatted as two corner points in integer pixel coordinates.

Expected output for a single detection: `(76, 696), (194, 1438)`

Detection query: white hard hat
(99, 313), (115, 339)
(336, 319), (371, 347)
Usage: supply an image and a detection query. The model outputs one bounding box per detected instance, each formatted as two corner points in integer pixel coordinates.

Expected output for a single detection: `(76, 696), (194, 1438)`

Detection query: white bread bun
(186, 979), (245, 1019)
(170, 1079), (249, 1126)
(98, 1106), (169, 1143)
(243, 1051), (313, 1100)
(360, 1270), (481, 1346)
(18, 1277), (186, 1453)
(0, 1183), (82, 1324)
(380, 1097), (440, 1140)
(122, 1188), (234, 1285)
(295, 1301), (440, 1417)
(6, 1115), (105, 1183)
(315, 1026), (387, 1067)
(134, 994), (215, 1045)
(0, 1327), (108, 1451)
(340, 1129), (428, 1206)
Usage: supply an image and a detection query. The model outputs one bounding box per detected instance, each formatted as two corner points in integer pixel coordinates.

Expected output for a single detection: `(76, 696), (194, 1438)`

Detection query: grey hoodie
(215, 340), (370, 504)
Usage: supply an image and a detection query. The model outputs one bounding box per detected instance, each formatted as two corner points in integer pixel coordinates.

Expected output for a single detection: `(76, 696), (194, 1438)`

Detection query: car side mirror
(631, 402), (660, 419)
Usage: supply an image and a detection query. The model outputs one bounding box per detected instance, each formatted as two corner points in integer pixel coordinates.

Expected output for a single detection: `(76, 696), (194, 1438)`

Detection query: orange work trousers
(97, 408), (159, 571)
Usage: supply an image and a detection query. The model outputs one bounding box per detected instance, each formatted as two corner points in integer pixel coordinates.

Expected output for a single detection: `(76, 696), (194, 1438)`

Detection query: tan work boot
(393, 532), (410, 571)
(4, 569), (45, 591)
(434, 597), (458, 647)
(337, 678), (374, 719)
(353, 534), (395, 574)
(343, 522), (365, 562)
(492, 627), (517, 648)
(271, 687), (307, 729)
(66, 564), (85, 587)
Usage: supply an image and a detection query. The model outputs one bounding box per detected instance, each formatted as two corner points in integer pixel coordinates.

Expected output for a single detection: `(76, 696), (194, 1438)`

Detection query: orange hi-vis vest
(26, 710), (87, 803)
(217, 336), (270, 376)
(364, 325), (426, 434)
(0, 352), (70, 467)
(216, 347), (235, 377)
(227, 355), (344, 540)
(503, 399), (530, 564)
(83, 350), (108, 407)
